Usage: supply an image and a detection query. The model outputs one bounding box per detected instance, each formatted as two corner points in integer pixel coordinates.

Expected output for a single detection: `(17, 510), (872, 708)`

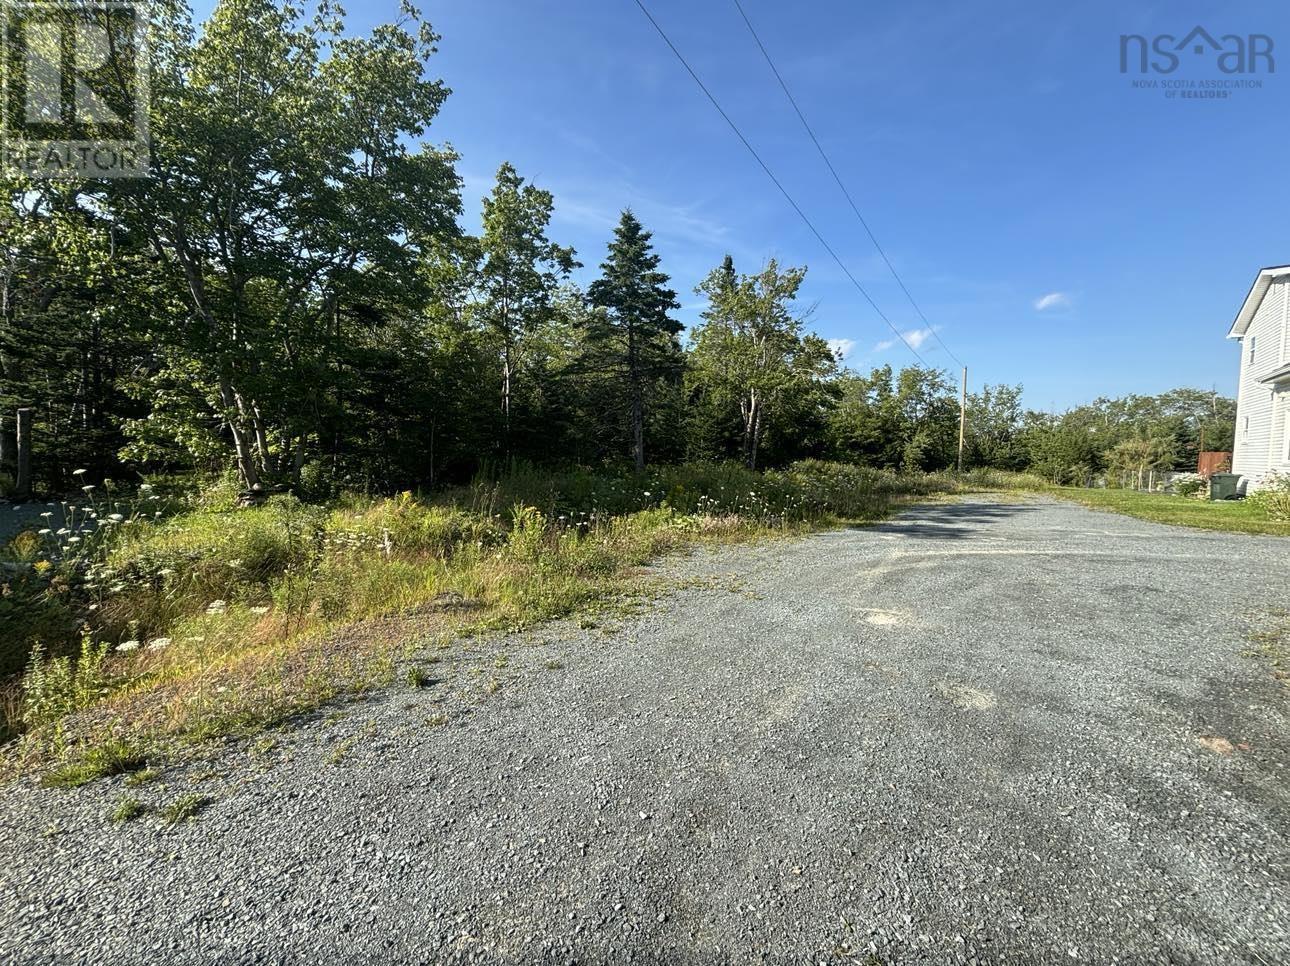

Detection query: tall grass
(1, 460), (1002, 775)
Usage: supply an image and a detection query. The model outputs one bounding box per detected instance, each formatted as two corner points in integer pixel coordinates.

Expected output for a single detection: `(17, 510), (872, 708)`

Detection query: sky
(193, 0), (1290, 411)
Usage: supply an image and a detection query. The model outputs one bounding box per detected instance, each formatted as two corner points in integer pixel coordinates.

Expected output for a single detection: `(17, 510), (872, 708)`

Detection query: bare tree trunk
(220, 375), (260, 489)
(15, 407), (32, 499)
(0, 414), (14, 475)
(501, 342), (513, 457)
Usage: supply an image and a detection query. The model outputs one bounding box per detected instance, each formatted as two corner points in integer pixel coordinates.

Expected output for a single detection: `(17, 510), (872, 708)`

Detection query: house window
(1250, 335), (1257, 366)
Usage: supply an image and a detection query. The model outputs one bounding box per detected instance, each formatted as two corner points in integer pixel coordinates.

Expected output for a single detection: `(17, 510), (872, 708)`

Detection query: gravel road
(2, 495), (1287, 965)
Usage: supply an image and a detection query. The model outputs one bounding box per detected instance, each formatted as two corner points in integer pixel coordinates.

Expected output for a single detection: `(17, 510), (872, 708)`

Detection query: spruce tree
(587, 211), (681, 471)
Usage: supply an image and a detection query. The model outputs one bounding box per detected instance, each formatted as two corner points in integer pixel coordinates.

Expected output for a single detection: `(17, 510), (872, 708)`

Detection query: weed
(41, 739), (145, 789)
(543, 658), (564, 670)
(124, 767), (161, 787)
(327, 736), (356, 765)
(22, 635), (110, 729)
(111, 797), (146, 823)
(1247, 614), (1290, 687)
(405, 666), (433, 689)
(160, 793), (210, 825)
(250, 736), (277, 756)
(425, 713), (448, 727)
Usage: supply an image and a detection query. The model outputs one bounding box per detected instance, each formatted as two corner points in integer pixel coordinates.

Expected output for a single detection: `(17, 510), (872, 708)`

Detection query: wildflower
(82, 485), (95, 493)
(38, 528), (51, 536)
(67, 537), (81, 544)
(108, 513), (124, 522)
(250, 605), (270, 615)
(72, 468), (87, 477)
(40, 512), (52, 519)
(147, 637), (172, 650)
(206, 600), (227, 615)
(116, 640), (141, 652)
(56, 528), (70, 536)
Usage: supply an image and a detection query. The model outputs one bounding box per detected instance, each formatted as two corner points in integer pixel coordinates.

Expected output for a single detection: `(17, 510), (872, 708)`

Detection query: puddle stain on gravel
(936, 682), (998, 711)
(852, 607), (914, 628)
(1195, 735), (1250, 755)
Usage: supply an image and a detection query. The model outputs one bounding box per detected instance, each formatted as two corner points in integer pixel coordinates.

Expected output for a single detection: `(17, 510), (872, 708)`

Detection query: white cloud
(1034, 292), (1072, 312)
(873, 327), (935, 354)
(827, 338), (856, 360)
(905, 327), (934, 349)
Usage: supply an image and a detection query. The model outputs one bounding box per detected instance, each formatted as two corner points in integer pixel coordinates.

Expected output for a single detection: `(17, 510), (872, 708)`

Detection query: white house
(1228, 264), (1290, 491)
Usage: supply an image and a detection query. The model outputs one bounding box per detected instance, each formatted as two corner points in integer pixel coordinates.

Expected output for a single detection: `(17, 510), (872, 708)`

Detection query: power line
(629, 0), (929, 366)
(731, 0), (964, 369)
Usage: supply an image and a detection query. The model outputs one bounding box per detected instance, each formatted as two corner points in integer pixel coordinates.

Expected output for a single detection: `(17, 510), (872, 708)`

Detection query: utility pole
(957, 367), (967, 473)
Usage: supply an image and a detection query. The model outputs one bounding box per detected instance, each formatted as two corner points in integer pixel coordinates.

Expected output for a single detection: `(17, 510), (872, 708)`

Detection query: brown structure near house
(1198, 451), (1232, 478)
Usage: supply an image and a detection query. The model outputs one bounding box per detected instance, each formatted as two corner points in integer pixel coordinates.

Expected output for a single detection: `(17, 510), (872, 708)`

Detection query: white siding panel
(1233, 277), (1289, 489)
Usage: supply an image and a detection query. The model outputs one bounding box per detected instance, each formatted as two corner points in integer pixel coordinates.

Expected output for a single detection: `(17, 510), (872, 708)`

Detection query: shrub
(1170, 473), (1208, 499)
(0, 569), (78, 677)
(21, 634), (110, 728)
(1248, 472), (1290, 520)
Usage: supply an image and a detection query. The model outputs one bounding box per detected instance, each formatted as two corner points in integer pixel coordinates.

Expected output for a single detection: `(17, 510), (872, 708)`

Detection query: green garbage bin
(1209, 473), (1240, 501)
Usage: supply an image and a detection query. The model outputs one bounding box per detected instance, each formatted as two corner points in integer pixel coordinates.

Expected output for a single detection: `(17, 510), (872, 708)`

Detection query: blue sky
(197, 0), (1290, 410)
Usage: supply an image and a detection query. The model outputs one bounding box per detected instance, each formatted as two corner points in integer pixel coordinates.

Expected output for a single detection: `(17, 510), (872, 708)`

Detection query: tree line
(0, 1), (1233, 497)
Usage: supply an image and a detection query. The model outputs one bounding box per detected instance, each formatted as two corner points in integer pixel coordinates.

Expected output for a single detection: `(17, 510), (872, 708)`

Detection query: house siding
(1233, 276), (1290, 490)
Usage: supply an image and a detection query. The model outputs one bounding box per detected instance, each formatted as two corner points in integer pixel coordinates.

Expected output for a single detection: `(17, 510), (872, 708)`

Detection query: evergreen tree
(586, 211), (681, 471)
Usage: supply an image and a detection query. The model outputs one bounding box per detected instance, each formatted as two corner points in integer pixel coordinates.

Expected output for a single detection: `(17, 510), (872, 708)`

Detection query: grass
(160, 793), (210, 825)
(1046, 487), (1290, 536)
(39, 738), (146, 789)
(110, 796), (146, 823)
(1246, 611), (1290, 688)
(3, 460), (1031, 784)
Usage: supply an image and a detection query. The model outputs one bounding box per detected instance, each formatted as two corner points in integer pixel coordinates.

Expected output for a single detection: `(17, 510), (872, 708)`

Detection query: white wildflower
(147, 637), (172, 650)
(206, 600), (227, 615)
(116, 640), (141, 652)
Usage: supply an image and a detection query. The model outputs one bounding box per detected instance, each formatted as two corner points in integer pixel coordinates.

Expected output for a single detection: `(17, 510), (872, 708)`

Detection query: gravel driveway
(2, 495), (1287, 965)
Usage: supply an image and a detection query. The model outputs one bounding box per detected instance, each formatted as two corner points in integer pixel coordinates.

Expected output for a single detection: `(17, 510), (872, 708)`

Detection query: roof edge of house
(1227, 264), (1290, 339)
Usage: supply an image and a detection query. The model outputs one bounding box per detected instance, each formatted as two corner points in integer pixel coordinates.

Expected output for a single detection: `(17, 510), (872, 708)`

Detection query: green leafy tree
(120, 0), (460, 487)
(472, 163), (577, 455)
(690, 258), (835, 469)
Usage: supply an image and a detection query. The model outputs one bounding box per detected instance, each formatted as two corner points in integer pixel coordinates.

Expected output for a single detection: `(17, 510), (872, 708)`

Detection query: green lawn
(1048, 487), (1290, 536)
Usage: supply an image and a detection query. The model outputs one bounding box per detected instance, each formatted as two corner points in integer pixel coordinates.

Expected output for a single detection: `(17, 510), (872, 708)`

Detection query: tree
(473, 163), (577, 455)
(119, 0), (461, 487)
(964, 383), (1026, 469)
(690, 258), (835, 469)
(586, 211), (681, 471)
(1104, 435), (1178, 489)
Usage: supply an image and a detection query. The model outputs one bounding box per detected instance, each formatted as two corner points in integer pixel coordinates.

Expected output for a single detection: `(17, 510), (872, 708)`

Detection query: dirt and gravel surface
(2, 495), (1288, 965)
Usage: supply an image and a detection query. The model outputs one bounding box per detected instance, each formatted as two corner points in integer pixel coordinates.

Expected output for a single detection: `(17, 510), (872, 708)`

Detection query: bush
(1171, 473), (1208, 499)
(0, 568), (78, 677)
(1248, 472), (1290, 520)
(22, 635), (110, 729)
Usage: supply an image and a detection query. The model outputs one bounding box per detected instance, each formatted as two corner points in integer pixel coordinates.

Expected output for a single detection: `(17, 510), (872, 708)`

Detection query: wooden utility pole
(956, 366), (967, 473)
(15, 407), (32, 499)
